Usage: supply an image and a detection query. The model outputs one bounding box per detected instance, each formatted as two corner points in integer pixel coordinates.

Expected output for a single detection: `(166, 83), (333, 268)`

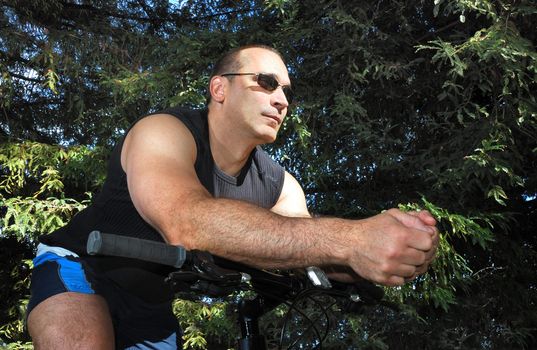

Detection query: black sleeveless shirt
(40, 107), (285, 301)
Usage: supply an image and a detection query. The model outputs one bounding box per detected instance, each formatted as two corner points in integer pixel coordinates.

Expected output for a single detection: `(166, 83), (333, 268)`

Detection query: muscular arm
(271, 172), (311, 218)
(122, 114), (437, 286)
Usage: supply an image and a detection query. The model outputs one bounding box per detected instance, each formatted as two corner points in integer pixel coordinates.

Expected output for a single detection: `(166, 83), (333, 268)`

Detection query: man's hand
(402, 210), (439, 278)
(344, 209), (439, 287)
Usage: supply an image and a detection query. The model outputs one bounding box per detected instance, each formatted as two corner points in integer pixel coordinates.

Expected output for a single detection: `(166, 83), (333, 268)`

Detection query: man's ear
(209, 76), (226, 102)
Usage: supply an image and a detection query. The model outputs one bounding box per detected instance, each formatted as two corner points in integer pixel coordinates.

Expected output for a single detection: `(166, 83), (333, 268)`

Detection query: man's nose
(271, 87), (289, 111)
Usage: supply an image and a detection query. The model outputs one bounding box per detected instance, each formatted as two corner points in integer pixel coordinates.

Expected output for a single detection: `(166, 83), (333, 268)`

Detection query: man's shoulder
(157, 106), (207, 122)
(124, 106), (207, 139)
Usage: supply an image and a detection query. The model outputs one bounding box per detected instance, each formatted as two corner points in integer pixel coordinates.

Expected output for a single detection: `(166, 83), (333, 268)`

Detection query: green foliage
(172, 299), (235, 350)
(0, 237), (33, 349)
(0, 283), (31, 348)
(0, 141), (107, 197)
(1, 0), (536, 348)
(0, 141), (106, 241)
(1, 196), (89, 241)
(394, 198), (495, 311)
(0, 341), (33, 350)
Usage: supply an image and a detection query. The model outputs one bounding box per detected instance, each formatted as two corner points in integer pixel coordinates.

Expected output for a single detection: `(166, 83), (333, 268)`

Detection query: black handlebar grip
(87, 230), (188, 268)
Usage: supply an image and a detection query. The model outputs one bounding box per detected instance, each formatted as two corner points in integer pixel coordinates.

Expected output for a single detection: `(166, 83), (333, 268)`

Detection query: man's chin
(257, 137), (276, 145)
(254, 128), (279, 144)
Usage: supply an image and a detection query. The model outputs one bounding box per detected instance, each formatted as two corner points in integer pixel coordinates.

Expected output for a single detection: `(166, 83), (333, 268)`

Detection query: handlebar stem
(237, 297), (267, 350)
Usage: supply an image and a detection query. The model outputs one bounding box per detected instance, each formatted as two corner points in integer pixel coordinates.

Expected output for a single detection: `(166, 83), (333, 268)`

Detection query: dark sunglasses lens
(257, 74), (293, 104)
(257, 74), (279, 91)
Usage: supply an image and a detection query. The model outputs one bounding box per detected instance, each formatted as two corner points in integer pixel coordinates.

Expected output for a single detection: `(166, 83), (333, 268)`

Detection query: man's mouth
(263, 113), (281, 125)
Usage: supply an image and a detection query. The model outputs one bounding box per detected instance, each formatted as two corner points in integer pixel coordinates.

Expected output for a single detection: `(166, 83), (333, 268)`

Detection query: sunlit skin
(207, 48), (290, 176)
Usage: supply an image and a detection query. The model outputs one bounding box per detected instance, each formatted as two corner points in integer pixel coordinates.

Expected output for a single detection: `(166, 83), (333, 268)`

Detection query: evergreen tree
(1, 0), (536, 348)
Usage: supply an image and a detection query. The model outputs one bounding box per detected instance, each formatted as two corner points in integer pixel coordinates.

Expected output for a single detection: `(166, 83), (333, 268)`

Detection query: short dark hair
(207, 44), (286, 103)
(210, 44), (285, 78)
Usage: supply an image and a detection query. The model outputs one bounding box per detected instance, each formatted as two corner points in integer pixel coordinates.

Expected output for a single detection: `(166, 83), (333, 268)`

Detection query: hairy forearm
(147, 189), (438, 286)
(163, 194), (352, 270)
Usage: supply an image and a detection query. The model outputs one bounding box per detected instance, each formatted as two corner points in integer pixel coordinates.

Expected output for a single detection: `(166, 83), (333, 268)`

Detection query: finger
(403, 265), (429, 282)
(386, 275), (406, 286)
(405, 212), (439, 243)
(384, 263), (416, 279)
(424, 248), (436, 262)
(414, 263), (429, 275)
(361, 261), (416, 286)
(387, 266), (419, 286)
(397, 247), (427, 266)
(426, 232), (440, 260)
(408, 211), (437, 233)
(388, 209), (436, 234)
(405, 228), (434, 251)
(404, 274), (418, 283)
(415, 210), (437, 226)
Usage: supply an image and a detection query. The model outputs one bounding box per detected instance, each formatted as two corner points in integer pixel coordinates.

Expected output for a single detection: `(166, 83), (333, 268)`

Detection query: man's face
(222, 48), (291, 144)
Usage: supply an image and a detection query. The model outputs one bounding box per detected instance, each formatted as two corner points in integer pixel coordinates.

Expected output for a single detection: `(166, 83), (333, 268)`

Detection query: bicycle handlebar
(86, 230), (384, 304)
(87, 230), (189, 268)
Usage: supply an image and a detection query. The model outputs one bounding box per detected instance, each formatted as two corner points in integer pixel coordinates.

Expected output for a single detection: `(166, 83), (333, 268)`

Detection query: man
(27, 44), (439, 349)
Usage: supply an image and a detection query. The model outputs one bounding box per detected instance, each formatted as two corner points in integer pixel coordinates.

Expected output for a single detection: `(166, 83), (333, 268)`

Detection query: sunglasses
(220, 72), (294, 104)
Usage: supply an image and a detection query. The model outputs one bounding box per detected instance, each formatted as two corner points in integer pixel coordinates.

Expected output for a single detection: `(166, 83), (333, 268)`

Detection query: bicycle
(86, 230), (389, 350)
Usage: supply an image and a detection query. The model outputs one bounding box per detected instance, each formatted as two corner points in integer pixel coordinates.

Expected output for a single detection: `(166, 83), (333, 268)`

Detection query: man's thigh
(27, 292), (114, 350)
(26, 251), (114, 349)
(26, 249), (182, 350)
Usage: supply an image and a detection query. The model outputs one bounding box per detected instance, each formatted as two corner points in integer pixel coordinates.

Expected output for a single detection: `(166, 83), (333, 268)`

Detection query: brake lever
(191, 250), (248, 284)
(165, 250), (248, 297)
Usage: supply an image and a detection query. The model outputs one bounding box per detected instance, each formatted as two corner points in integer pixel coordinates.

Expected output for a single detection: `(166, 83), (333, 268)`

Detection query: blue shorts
(27, 246), (182, 350)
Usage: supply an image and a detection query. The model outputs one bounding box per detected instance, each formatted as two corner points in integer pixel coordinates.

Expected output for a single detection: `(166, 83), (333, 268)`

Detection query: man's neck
(207, 109), (257, 177)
